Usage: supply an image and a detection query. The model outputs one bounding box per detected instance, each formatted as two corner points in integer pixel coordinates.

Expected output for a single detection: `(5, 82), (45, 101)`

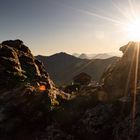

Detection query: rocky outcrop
(0, 39), (55, 90)
(101, 42), (140, 99)
(0, 40), (68, 140)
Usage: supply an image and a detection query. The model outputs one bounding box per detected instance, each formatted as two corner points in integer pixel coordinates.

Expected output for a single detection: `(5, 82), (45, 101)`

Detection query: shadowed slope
(36, 53), (119, 85)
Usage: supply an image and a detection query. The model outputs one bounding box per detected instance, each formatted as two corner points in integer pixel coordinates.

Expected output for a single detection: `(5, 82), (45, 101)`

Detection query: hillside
(36, 53), (119, 85)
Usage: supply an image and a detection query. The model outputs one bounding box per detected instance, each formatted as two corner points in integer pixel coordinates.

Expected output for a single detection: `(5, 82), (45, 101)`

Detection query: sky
(0, 0), (140, 55)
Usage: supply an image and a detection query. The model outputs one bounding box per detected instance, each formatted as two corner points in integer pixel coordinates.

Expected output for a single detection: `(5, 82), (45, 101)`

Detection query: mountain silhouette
(36, 52), (119, 85)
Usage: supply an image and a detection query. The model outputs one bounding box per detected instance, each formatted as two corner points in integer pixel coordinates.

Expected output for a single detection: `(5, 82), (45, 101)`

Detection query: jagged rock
(2, 40), (30, 53)
(101, 42), (140, 99)
(0, 40), (68, 140)
(0, 39), (55, 89)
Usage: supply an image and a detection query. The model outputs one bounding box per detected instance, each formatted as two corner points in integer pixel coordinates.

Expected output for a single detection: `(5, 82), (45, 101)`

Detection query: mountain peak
(53, 52), (74, 57)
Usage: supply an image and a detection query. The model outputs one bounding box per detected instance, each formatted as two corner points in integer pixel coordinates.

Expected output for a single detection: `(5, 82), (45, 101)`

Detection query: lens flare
(39, 85), (46, 91)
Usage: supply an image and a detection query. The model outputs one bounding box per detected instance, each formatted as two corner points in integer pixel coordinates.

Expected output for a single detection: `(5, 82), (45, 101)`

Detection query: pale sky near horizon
(0, 0), (140, 55)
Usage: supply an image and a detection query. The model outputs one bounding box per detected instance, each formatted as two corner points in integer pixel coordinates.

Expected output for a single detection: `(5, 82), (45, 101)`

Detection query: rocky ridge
(0, 40), (68, 140)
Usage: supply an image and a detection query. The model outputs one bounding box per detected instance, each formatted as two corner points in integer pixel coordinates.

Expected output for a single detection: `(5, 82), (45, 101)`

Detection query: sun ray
(71, 59), (97, 76)
(118, 42), (136, 124)
(123, 42), (136, 97)
(56, 1), (127, 26)
(132, 42), (139, 132)
(111, 0), (134, 21)
(128, 0), (137, 19)
(75, 8), (126, 26)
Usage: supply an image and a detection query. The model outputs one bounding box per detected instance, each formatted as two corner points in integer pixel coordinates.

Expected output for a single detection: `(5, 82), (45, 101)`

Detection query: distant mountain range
(73, 52), (122, 59)
(36, 52), (119, 85)
(36, 52), (119, 84)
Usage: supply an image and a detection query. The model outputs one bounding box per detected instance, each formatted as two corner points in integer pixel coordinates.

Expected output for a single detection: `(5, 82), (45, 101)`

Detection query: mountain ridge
(73, 52), (122, 59)
(36, 52), (119, 85)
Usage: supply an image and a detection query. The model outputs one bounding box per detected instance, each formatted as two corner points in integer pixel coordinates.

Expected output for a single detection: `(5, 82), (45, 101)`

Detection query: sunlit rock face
(0, 39), (55, 89)
(101, 41), (140, 99)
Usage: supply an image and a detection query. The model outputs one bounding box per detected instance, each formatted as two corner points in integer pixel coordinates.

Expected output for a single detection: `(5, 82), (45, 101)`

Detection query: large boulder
(0, 39), (55, 89)
(101, 42), (140, 99)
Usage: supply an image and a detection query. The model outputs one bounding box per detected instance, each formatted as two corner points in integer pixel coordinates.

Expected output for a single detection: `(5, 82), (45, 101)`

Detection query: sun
(125, 19), (140, 41)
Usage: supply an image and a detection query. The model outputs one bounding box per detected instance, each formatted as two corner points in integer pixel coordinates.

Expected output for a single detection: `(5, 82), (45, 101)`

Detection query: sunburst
(125, 19), (140, 41)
